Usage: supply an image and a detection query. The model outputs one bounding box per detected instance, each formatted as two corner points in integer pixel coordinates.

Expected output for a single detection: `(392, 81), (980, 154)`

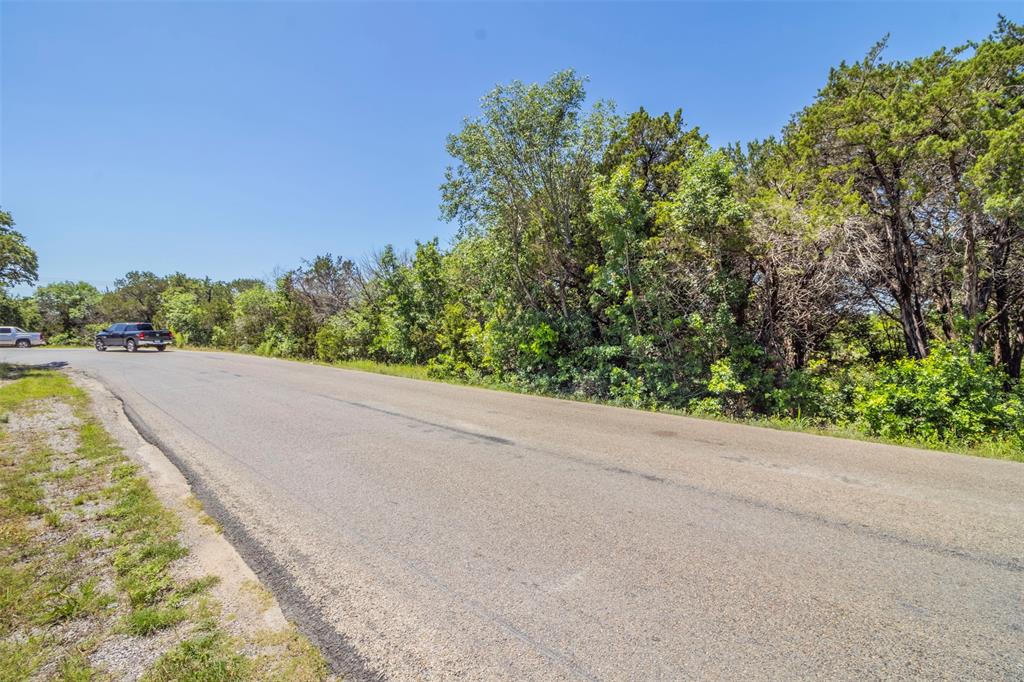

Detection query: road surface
(3, 347), (1022, 679)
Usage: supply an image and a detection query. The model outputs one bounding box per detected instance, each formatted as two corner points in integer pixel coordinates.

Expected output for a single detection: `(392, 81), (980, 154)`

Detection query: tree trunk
(886, 218), (930, 359)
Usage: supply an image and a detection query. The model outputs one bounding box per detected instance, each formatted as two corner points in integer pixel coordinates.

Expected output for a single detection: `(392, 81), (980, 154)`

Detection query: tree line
(2, 19), (1022, 455)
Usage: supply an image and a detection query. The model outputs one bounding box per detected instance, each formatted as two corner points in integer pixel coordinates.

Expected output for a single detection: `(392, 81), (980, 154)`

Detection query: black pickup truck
(95, 323), (174, 352)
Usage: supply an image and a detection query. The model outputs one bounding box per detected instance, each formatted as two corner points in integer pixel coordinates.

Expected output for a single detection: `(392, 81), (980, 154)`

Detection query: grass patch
(331, 359), (431, 381)
(44, 509), (64, 528)
(178, 575), (221, 600)
(55, 653), (102, 682)
(0, 363), (84, 411)
(44, 577), (115, 624)
(0, 635), (46, 681)
(143, 631), (250, 682)
(124, 605), (187, 636)
(185, 494), (223, 533)
(252, 627), (331, 681)
(241, 579), (275, 612)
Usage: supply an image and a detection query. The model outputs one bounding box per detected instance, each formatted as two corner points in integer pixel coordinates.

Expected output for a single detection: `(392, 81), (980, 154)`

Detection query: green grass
(0, 635), (46, 682)
(331, 358), (431, 380)
(143, 632), (250, 682)
(0, 363), (85, 410)
(55, 653), (102, 682)
(252, 627), (332, 681)
(0, 368), (103, 680)
(124, 605), (188, 636)
(44, 578), (115, 625)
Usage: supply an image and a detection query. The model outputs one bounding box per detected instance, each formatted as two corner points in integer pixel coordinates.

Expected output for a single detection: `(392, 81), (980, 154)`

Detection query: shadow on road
(0, 361), (70, 379)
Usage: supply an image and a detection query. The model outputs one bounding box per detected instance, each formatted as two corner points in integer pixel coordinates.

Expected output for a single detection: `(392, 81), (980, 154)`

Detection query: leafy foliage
(0, 209), (38, 289)
(854, 344), (1024, 448)
(34, 281), (102, 343)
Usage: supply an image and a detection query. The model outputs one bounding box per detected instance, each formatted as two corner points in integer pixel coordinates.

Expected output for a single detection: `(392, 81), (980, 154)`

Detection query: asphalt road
(4, 347), (1023, 679)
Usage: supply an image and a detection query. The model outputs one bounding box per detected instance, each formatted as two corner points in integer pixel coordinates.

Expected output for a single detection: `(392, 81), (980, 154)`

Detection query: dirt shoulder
(0, 363), (337, 681)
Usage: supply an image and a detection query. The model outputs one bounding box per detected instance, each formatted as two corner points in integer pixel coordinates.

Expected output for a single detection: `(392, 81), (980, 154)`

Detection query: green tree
(0, 291), (37, 329)
(159, 290), (204, 346)
(0, 209), (38, 289)
(780, 39), (957, 360)
(231, 285), (282, 351)
(278, 255), (362, 357)
(98, 271), (167, 322)
(441, 69), (615, 331)
(34, 281), (102, 342)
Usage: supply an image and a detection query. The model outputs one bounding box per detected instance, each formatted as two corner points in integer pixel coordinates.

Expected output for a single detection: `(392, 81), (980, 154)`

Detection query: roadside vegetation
(1, 19), (1022, 460)
(0, 364), (331, 680)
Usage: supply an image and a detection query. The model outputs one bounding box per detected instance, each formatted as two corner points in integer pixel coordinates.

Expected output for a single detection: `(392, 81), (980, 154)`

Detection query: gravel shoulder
(0, 363), (335, 681)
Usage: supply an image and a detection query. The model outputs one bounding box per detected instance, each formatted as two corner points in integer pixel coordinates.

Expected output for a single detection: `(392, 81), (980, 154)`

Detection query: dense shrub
(159, 290), (205, 347)
(854, 344), (1024, 449)
(767, 360), (863, 426)
(314, 314), (359, 363)
(231, 287), (281, 351)
(46, 331), (89, 346)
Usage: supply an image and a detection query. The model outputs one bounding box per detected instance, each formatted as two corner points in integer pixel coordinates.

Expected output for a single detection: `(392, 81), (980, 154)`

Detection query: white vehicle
(0, 326), (46, 348)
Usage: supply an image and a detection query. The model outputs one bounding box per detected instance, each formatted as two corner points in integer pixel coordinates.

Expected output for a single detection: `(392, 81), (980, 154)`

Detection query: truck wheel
(125, 339), (137, 353)
(156, 345), (166, 352)
(95, 340), (106, 352)
(15, 339), (30, 349)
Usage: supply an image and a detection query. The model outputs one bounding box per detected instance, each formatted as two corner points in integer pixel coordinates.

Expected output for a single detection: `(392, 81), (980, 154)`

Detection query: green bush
(159, 291), (206, 346)
(314, 314), (358, 363)
(46, 331), (91, 346)
(854, 343), (1024, 449)
(767, 359), (862, 426)
(428, 302), (487, 381)
(209, 326), (233, 349)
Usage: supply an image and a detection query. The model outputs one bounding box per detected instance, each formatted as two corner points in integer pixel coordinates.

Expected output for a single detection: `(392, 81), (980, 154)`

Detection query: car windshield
(14, 328), (25, 333)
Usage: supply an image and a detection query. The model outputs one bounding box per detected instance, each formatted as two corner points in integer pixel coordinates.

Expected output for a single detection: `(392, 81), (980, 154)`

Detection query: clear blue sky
(1, 1), (1017, 293)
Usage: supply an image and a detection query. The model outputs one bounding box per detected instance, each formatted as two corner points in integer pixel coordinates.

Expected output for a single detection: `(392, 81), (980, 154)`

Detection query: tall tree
(280, 254), (361, 325)
(441, 70), (615, 328)
(99, 271), (167, 322)
(0, 209), (38, 289)
(785, 42), (937, 359)
(34, 281), (101, 338)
